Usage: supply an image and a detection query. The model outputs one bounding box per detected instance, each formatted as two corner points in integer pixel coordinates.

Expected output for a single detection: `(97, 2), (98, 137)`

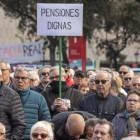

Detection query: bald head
(66, 114), (85, 139)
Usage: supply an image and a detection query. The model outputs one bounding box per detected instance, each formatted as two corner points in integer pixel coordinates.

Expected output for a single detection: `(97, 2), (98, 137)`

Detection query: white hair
(0, 61), (11, 69)
(89, 73), (96, 79)
(69, 68), (75, 77)
(49, 66), (65, 76)
(28, 70), (40, 81)
(38, 65), (52, 77)
(30, 121), (54, 139)
(96, 70), (112, 82)
(130, 76), (140, 85)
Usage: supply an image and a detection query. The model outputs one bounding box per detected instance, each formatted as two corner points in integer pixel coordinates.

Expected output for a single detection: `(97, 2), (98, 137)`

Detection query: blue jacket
(112, 112), (140, 140)
(16, 88), (51, 140)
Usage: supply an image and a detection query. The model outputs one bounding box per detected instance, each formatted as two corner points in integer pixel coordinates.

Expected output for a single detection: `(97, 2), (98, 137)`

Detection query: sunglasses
(32, 133), (48, 139)
(119, 71), (127, 75)
(95, 80), (109, 84)
(65, 70), (69, 73)
(14, 76), (28, 81)
(49, 75), (60, 80)
(133, 83), (140, 87)
(124, 77), (132, 81)
(42, 72), (49, 76)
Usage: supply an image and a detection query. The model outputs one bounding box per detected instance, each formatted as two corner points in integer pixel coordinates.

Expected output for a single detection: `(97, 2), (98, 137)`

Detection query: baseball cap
(62, 63), (70, 70)
(74, 70), (85, 77)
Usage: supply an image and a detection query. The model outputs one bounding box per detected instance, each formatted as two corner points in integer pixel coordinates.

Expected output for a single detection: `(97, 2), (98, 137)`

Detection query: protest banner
(0, 41), (44, 64)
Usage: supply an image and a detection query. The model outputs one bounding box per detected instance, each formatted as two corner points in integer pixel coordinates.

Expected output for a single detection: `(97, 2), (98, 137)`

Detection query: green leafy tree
(96, 0), (140, 70)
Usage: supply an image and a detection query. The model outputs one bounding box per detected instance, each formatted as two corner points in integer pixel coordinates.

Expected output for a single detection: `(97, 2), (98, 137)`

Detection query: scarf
(123, 108), (140, 137)
(50, 81), (70, 94)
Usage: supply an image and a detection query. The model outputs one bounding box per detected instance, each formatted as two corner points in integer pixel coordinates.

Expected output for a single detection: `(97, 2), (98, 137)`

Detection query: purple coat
(112, 113), (140, 140)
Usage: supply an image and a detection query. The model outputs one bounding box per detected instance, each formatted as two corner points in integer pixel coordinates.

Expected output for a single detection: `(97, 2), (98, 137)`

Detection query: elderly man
(51, 111), (95, 140)
(13, 68), (51, 140)
(71, 70), (86, 89)
(130, 76), (140, 90)
(92, 119), (114, 140)
(0, 69), (26, 140)
(0, 123), (6, 140)
(78, 71), (122, 121)
(31, 65), (52, 93)
(119, 65), (131, 81)
(0, 61), (13, 87)
(28, 70), (40, 87)
(41, 66), (84, 117)
(122, 72), (134, 93)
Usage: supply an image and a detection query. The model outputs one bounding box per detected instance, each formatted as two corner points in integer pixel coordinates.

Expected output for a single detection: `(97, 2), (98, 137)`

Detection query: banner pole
(59, 36), (62, 98)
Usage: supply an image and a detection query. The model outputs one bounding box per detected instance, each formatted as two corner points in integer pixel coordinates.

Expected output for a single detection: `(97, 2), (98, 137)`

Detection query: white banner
(37, 3), (83, 36)
(0, 41), (44, 64)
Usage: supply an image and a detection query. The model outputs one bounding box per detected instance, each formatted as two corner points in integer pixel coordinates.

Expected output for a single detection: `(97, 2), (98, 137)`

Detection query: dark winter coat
(51, 111), (95, 140)
(0, 82), (26, 140)
(78, 93), (122, 121)
(30, 82), (45, 93)
(41, 81), (84, 117)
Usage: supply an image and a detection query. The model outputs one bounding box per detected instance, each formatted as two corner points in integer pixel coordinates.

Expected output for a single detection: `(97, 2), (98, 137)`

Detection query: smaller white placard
(37, 3), (83, 36)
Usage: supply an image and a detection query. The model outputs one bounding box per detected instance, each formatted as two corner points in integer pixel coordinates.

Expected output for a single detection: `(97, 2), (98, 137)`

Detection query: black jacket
(41, 81), (84, 117)
(51, 111), (95, 140)
(0, 82), (26, 140)
(78, 93), (123, 121)
(31, 83), (45, 93)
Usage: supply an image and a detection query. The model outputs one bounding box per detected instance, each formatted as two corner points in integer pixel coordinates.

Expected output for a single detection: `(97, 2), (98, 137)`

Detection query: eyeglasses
(42, 72), (49, 76)
(32, 133), (49, 139)
(124, 77), (132, 81)
(49, 75), (60, 80)
(127, 99), (140, 103)
(30, 79), (37, 82)
(14, 76), (28, 81)
(133, 83), (140, 87)
(89, 80), (95, 83)
(95, 80), (109, 84)
(0, 132), (5, 136)
(119, 71), (128, 75)
(1, 69), (9, 72)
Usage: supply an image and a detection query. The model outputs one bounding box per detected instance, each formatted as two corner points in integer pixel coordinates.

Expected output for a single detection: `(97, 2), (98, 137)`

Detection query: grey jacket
(112, 113), (140, 140)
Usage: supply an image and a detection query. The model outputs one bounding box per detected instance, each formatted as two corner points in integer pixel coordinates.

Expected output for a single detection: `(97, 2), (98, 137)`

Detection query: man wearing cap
(62, 63), (74, 87)
(71, 70), (86, 89)
(41, 66), (84, 118)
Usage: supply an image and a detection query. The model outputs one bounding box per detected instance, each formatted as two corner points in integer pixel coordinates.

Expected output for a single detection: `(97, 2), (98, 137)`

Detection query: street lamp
(135, 50), (139, 67)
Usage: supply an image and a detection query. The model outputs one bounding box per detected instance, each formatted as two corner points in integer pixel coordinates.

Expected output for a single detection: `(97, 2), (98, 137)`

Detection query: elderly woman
(30, 121), (54, 140)
(112, 90), (140, 140)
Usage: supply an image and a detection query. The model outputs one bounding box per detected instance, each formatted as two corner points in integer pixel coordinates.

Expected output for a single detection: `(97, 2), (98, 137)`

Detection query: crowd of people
(0, 61), (140, 140)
